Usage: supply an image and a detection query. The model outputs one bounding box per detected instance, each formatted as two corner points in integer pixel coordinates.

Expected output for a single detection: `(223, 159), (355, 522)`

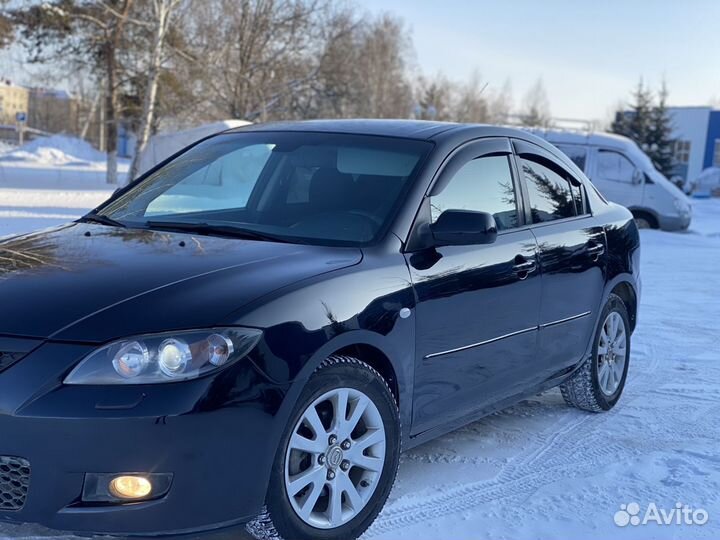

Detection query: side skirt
(403, 361), (584, 452)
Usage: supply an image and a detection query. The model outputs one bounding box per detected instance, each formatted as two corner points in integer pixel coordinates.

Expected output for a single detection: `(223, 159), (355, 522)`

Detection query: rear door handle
(587, 242), (605, 260)
(513, 257), (537, 279)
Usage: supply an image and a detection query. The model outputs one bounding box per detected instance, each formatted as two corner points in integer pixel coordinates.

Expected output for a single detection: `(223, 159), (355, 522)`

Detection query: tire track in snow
(365, 317), (701, 538)
(367, 395), (715, 538)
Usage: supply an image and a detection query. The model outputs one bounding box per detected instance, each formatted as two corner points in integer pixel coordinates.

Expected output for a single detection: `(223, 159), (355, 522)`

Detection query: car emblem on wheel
(327, 446), (343, 468)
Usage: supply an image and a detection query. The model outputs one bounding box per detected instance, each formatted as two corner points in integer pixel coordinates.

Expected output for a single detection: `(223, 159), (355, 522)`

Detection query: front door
(591, 147), (644, 209)
(406, 139), (542, 435)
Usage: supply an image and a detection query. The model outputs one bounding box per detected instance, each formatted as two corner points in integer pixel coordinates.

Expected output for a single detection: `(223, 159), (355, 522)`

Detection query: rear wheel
(249, 356), (400, 540)
(561, 294), (631, 412)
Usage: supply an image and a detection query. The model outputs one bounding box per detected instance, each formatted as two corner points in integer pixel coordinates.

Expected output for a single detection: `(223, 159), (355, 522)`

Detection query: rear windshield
(99, 132), (432, 246)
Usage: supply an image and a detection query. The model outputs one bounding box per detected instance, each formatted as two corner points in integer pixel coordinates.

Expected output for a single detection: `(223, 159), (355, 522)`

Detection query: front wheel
(634, 216), (652, 229)
(561, 294), (631, 412)
(250, 356), (400, 540)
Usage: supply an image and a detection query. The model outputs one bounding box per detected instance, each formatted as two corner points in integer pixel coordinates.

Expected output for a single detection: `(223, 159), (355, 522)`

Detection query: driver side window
(596, 150), (637, 184)
(430, 155), (519, 231)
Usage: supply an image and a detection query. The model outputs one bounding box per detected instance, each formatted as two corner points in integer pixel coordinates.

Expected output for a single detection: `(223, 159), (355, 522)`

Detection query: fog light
(109, 475), (152, 500)
(82, 472), (173, 503)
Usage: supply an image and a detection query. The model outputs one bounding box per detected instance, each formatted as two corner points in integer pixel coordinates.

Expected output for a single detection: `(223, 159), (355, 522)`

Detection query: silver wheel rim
(597, 311), (627, 396)
(284, 387), (386, 529)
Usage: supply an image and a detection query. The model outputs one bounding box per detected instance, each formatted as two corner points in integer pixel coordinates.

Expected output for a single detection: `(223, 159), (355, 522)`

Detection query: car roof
(522, 127), (636, 150)
(226, 119), (553, 145)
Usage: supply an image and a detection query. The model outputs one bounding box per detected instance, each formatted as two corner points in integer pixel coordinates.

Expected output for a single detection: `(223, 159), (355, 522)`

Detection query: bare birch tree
(520, 77), (551, 127)
(128, 0), (181, 181)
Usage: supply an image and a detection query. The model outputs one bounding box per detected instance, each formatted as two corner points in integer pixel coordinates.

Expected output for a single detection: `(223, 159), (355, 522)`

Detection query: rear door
(406, 138), (542, 435)
(513, 139), (607, 381)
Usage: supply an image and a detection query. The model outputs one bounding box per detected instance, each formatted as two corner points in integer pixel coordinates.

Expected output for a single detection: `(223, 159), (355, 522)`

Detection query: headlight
(673, 197), (690, 215)
(65, 328), (262, 385)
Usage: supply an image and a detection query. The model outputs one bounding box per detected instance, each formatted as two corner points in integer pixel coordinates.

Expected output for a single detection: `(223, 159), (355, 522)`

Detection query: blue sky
(3, 1), (718, 122)
(359, 0), (720, 120)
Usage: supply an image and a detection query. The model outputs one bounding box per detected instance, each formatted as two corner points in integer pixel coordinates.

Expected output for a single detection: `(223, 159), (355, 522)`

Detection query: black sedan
(0, 121), (640, 540)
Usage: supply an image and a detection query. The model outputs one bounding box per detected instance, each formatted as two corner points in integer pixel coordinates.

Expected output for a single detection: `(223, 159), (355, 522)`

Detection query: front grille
(0, 352), (25, 374)
(0, 456), (30, 511)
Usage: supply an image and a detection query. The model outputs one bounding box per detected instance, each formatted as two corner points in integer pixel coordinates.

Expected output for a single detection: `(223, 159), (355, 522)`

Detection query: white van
(528, 129), (691, 231)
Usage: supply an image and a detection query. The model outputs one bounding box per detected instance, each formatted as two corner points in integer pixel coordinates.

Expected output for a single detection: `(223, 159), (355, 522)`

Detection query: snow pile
(0, 140), (14, 155)
(694, 167), (720, 197)
(0, 135), (107, 166)
(0, 135), (129, 188)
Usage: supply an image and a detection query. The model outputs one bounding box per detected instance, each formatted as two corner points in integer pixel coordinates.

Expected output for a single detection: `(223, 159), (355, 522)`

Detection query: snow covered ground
(0, 189), (718, 539)
(0, 135), (129, 188)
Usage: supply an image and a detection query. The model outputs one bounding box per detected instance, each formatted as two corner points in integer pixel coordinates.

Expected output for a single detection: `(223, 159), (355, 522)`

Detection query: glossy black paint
(0, 120), (641, 537)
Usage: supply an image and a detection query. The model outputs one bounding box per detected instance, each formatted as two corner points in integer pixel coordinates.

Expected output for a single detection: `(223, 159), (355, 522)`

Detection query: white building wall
(668, 107), (710, 182)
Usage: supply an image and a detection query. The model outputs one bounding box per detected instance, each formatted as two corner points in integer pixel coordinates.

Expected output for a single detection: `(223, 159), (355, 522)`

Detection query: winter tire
(560, 293), (631, 412)
(250, 355), (400, 540)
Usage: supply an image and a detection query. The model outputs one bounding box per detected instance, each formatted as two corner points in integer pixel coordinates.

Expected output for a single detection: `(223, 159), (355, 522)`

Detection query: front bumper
(658, 212), (691, 231)
(0, 340), (285, 537)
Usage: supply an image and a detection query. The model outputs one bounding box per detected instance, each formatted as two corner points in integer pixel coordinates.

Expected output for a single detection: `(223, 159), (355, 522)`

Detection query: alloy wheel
(284, 387), (386, 529)
(597, 311), (627, 396)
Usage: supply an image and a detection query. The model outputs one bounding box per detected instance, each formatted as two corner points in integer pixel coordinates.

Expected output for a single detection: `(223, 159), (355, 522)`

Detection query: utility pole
(16, 111), (27, 146)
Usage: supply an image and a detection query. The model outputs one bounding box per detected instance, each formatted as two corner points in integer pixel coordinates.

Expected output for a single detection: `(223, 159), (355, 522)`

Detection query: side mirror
(632, 169), (643, 185)
(430, 210), (498, 247)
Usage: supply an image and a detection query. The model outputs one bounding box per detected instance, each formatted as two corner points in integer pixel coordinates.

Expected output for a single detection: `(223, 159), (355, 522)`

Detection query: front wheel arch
(280, 331), (411, 435)
(629, 208), (658, 229)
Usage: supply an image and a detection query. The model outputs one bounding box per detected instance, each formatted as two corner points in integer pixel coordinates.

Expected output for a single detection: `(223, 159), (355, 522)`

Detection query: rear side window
(555, 144), (587, 171)
(430, 155), (519, 231)
(520, 158), (578, 223)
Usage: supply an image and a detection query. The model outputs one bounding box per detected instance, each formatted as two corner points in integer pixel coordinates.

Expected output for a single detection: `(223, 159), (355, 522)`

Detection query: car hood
(0, 223), (362, 342)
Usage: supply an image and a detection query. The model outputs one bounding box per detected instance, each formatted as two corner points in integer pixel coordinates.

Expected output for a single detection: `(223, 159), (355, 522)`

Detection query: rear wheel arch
(610, 281), (637, 333)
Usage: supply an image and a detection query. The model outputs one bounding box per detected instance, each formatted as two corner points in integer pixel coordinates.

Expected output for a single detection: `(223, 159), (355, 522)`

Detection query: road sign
(16, 112), (26, 123)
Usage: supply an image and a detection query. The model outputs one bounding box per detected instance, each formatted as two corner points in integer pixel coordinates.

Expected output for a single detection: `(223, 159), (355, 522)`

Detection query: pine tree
(611, 79), (676, 177)
(612, 79), (654, 146)
(647, 81), (675, 177)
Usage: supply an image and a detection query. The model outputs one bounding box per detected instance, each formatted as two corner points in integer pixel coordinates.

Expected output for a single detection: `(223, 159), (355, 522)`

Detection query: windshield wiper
(79, 213), (127, 228)
(144, 220), (292, 243)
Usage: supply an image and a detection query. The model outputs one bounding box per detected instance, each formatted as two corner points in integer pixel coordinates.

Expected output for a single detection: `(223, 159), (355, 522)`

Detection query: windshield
(97, 132), (432, 246)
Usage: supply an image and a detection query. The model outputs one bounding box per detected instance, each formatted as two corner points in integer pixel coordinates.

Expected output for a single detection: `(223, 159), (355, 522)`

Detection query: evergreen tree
(647, 81), (675, 177)
(611, 79), (653, 145)
(611, 79), (675, 177)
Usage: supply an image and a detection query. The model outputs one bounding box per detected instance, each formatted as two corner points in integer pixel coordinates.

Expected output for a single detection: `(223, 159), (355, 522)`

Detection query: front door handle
(513, 257), (537, 279)
(587, 242), (605, 261)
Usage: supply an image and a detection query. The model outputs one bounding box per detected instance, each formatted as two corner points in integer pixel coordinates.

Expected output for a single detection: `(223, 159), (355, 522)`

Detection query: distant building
(28, 88), (80, 135)
(668, 106), (720, 182)
(0, 80), (29, 126)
